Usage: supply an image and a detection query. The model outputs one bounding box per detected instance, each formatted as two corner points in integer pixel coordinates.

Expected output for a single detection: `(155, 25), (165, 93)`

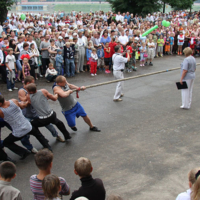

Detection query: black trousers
(0, 65), (7, 83)
(30, 64), (36, 78)
(31, 111), (70, 140)
(0, 148), (8, 161)
(3, 126), (50, 157)
(41, 58), (50, 75)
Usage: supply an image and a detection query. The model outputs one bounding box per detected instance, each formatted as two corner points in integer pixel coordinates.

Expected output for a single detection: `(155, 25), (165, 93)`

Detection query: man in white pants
(77, 31), (86, 73)
(112, 45), (130, 102)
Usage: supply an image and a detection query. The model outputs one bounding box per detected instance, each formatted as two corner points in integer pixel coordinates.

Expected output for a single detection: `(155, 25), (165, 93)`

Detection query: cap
(57, 49), (62, 53)
(73, 33), (77, 36)
(65, 33), (69, 38)
(58, 36), (63, 39)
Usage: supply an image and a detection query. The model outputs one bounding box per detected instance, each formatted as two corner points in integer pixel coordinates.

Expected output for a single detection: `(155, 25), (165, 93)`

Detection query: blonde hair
(106, 194), (123, 200)
(189, 168), (200, 185)
(92, 48), (96, 52)
(74, 157), (92, 177)
(191, 170), (200, 200)
(183, 47), (193, 57)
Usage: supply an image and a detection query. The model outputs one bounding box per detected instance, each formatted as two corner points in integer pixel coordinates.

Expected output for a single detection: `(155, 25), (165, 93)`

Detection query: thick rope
(74, 63), (200, 95)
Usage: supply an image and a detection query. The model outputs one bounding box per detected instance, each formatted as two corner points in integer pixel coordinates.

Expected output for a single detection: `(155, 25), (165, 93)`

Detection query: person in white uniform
(180, 47), (196, 109)
(112, 45), (130, 102)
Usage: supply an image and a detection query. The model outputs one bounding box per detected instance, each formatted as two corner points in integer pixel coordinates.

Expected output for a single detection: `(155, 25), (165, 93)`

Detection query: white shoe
(31, 147), (38, 154)
(180, 105), (189, 109)
(95, 73), (97, 76)
(40, 74), (43, 77)
(8, 89), (12, 92)
(91, 74), (94, 76)
(13, 87), (18, 90)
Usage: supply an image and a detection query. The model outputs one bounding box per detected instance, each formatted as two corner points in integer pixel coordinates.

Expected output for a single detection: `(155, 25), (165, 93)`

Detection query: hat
(73, 33), (77, 36)
(57, 49), (62, 53)
(2, 45), (6, 48)
(65, 33), (69, 38)
(58, 36), (63, 40)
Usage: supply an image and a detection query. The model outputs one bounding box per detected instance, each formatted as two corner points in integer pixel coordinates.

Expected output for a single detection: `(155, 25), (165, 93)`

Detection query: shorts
(148, 49), (154, 59)
(98, 58), (104, 67)
(178, 41), (184, 46)
(62, 102), (87, 127)
(104, 58), (110, 66)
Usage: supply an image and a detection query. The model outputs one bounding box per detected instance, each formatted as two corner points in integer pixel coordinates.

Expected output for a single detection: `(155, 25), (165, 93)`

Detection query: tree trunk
(0, 7), (8, 25)
(163, 2), (165, 13)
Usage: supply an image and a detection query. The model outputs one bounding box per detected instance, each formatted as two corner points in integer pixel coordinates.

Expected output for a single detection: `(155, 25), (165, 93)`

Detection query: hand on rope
(75, 86), (86, 98)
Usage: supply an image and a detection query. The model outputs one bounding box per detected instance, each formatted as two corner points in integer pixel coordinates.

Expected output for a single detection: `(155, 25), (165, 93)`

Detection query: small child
(55, 49), (64, 75)
(21, 54), (31, 83)
(131, 41), (138, 70)
(86, 41), (93, 72)
(0, 161), (22, 200)
(97, 44), (104, 71)
(157, 35), (164, 57)
(42, 174), (61, 200)
(165, 33), (170, 55)
(104, 42), (111, 74)
(147, 37), (155, 66)
(169, 33), (174, 55)
(125, 41), (134, 72)
(139, 42), (147, 66)
(177, 31), (185, 55)
(45, 63), (58, 83)
(189, 32), (196, 55)
(70, 157), (106, 200)
(5, 48), (18, 92)
(90, 48), (98, 76)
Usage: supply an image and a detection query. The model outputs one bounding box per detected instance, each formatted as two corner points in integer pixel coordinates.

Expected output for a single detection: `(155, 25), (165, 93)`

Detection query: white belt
(39, 111), (53, 119)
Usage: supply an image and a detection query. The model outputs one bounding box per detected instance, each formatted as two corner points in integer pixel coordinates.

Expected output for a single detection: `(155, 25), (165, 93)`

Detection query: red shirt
(104, 47), (111, 58)
(109, 42), (117, 57)
(126, 45), (133, 58)
(65, 19), (70, 24)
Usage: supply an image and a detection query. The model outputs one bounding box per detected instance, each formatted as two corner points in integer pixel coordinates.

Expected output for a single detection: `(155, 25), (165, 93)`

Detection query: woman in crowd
(48, 38), (59, 67)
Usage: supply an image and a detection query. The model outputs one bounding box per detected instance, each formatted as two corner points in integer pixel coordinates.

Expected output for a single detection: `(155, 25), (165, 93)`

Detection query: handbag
(144, 53), (148, 57)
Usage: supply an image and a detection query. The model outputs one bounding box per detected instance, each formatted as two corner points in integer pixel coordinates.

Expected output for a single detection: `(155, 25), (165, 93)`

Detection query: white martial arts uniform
(112, 53), (128, 100)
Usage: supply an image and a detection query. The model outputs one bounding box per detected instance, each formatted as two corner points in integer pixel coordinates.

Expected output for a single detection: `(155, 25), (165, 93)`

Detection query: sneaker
(142, 64), (145, 66)
(140, 64), (142, 67)
(99, 68), (102, 71)
(56, 135), (65, 142)
(13, 87), (18, 90)
(95, 73), (97, 75)
(40, 74), (43, 77)
(90, 126), (101, 132)
(160, 54), (163, 57)
(31, 147), (38, 154)
(120, 93), (124, 97)
(8, 89), (12, 92)
(91, 74), (94, 76)
(132, 66), (137, 71)
(144, 62), (148, 66)
(80, 70), (85, 72)
(46, 80), (50, 83)
(105, 70), (109, 74)
(36, 77), (38, 80)
(113, 98), (123, 102)
(71, 127), (77, 131)
(20, 151), (31, 160)
(149, 62), (153, 66)
(107, 70), (111, 73)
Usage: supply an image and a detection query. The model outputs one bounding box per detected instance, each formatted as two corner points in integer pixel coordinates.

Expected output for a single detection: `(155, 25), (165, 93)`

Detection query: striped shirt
(30, 175), (70, 200)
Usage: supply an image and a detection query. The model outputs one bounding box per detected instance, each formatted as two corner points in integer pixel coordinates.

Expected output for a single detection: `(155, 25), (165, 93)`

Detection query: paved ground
(1, 55), (200, 200)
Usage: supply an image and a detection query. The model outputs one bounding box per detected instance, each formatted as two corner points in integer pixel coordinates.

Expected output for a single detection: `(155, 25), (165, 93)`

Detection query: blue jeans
(65, 58), (75, 77)
(7, 70), (15, 90)
(56, 65), (63, 76)
(46, 74), (57, 82)
(16, 60), (22, 71)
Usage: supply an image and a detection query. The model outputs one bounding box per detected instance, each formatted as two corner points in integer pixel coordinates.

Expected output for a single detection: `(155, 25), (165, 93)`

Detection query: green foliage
(169, 0), (195, 10)
(0, 0), (15, 24)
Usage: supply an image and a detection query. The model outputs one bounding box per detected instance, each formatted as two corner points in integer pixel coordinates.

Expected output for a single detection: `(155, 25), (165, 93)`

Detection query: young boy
(45, 62), (58, 83)
(0, 161), (22, 200)
(55, 49), (64, 75)
(5, 48), (18, 92)
(147, 36), (155, 66)
(104, 42), (111, 74)
(70, 157), (106, 200)
(30, 149), (70, 200)
(97, 44), (104, 71)
(91, 48), (98, 76)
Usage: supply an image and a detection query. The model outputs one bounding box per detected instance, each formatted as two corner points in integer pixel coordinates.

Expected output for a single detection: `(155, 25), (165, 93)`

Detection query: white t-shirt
(5, 55), (16, 70)
(175, 189), (191, 200)
(148, 42), (155, 50)
(118, 35), (128, 45)
(112, 53), (128, 70)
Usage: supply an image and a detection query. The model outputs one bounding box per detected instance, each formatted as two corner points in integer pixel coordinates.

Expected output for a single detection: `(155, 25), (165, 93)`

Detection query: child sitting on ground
(0, 161), (22, 200)
(70, 157), (106, 200)
(30, 149), (70, 200)
(55, 49), (64, 75)
(97, 44), (104, 71)
(42, 174), (61, 200)
(90, 48), (98, 76)
(45, 63), (58, 83)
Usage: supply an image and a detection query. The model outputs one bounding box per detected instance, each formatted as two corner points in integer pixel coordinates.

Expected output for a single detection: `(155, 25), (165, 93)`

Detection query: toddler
(21, 54), (31, 83)
(55, 49), (64, 75)
(45, 63), (58, 82)
(90, 48), (98, 76)
(97, 44), (104, 71)
(139, 42), (147, 66)
(104, 42), (111, 74)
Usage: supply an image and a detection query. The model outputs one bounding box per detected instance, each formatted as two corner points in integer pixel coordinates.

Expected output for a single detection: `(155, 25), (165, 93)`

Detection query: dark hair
(50, 39), (55, 43)
(0, 161), (16, 179)
(114, 45), (121, 52)
(34, 149), (53, 170)
(9, 39), (16, 49)
(0, 95), (5, 104)
(24, 76), (34, 85)
(30, 43), (35, 48)
(23, 42), (29, 49)
(26, 83), (37, 93)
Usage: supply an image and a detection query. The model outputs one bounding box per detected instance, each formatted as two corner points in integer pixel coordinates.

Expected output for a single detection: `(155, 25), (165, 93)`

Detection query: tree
(106, 0), (162, 16)
(169, 0), (195, 11)
(0, 0), (16, 25)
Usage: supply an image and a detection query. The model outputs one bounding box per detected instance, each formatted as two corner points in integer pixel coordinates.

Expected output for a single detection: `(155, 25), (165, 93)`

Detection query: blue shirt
(124, 15), (131, 23)
(100, 36), (111, 47)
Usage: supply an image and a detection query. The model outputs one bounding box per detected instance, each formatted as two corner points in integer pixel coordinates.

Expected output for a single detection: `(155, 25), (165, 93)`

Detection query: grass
(54, 3), (111, 12)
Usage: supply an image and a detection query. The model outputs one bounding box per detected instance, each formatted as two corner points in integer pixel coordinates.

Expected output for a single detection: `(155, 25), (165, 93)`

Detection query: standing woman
(29, 43), (39, 79)
(48, 39), (58, 68)
(100, 30), (111, 49)
(180, 47), (196, 109)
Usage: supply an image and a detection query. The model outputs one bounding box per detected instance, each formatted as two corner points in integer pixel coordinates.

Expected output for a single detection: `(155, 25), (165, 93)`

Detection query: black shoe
(20, 151), (31, 160)
(65, 135), (72, 141)
(90, 126), (101, 132)
(48, 146), (53, 152)
(71, 127), (77, 131)
(149, 62), (153, 66)
(144, 62), (148, 66)
(6, 156), (16, 164)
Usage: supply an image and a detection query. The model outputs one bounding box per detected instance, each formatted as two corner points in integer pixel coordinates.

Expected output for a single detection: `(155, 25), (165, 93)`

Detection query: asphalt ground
(1, 55), (200, 200)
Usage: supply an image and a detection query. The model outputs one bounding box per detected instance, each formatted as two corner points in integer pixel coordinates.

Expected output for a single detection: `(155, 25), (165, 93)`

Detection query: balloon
(142, 25), (158, 37)
(166, 21), (171, 27)
(162, 20), (171, 27)
(21, 14), (26, 21)
(162, 20), (166, 26)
